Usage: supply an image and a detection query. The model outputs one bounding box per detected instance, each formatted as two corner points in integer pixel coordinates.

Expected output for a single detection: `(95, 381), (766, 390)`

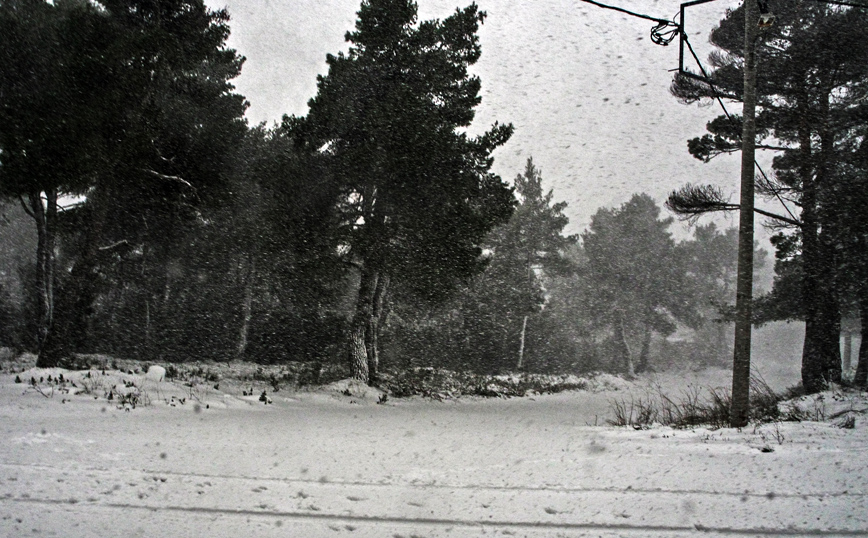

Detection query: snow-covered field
(1, 351), (867, 537)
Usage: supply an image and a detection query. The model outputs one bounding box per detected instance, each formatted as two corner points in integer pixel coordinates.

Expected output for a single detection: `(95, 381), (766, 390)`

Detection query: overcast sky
(207, 0), (757, 238)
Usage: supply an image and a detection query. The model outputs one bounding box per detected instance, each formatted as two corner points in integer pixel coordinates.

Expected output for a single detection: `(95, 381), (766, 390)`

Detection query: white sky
(207, 0), (764, 238)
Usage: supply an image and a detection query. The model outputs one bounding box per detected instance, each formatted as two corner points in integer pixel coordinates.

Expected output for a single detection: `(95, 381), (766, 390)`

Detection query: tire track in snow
(3, 461), (865, 500)
(4, 496), (868, 537)
(2, 462), (867, 536)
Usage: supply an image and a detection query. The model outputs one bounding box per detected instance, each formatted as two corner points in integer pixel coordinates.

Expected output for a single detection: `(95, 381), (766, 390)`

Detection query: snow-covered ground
(1, 355), (866, 537)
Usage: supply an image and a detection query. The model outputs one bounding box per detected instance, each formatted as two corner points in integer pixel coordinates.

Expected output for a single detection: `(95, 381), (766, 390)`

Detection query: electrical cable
(577, 0), (847, 225)
(651, 20), (681, 46)
(577, 0), (670, 24)
(578, 0), (683, 46)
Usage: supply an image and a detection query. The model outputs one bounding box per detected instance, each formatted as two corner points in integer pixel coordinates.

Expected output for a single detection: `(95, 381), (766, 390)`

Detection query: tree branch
(18, 195), (35, 219)
(666, 184), (801, 227)
(98, 239), (130, 251)
(142, 169), (195, 190)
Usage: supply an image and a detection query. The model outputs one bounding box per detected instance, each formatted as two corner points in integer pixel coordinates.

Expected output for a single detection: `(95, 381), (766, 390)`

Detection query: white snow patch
(146, 365), (166, 382)
(2, 366), (867, 537)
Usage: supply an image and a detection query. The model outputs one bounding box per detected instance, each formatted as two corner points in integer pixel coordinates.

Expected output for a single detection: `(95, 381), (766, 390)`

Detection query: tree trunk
(366, 271), (390, 385)
(854, 296), (868, 387)
(143, 297), (151, 360)
(516, 315), (528, 370)
(44, 190), (57, 343)
(842, 329), (852, 375)
(38, 187), (108, 367)
(800, 123), (841, 393)
(237, 255), (256, 359)
(23, 189), (57, 351)
(716, 322), (730, 366)
(636, 326), (651, 374)
(348, 264), (377, 382)
(730, 0), (758, 428)
(615, 311), (635, 377)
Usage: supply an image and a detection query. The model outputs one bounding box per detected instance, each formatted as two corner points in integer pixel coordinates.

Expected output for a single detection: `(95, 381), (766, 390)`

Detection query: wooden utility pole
(730, 0), (758, 428)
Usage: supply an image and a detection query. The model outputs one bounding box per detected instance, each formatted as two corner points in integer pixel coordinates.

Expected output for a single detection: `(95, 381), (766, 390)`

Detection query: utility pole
(730, 0), (759, 428)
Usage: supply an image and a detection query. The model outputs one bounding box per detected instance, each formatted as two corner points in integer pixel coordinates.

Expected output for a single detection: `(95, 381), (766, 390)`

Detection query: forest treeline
(0, 0), (866, 393)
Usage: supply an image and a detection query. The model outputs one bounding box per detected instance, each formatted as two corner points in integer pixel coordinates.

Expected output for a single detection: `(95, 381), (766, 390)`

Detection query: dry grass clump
(608, 374), (791, 429)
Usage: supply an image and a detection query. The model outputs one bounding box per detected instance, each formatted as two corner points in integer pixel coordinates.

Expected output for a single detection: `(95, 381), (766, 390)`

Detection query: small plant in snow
(608, 374), (794, 429)
(836, 415), (856, 429)
(23, 377), (53, 398)
(752, 421), (786, 449)
(78, 372), (107, 395)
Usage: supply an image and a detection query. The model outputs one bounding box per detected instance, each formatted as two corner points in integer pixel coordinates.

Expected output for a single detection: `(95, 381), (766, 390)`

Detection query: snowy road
(1, 369), (867, 537)
(3, 463), (868, 537)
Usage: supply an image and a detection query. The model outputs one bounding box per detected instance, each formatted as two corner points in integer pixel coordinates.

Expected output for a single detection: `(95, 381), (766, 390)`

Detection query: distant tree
(295, 0), (514, 383)
(231, 125), (347, 363)
(583, 194), (698, 375)
(516, 243), (597, 374)
(677, 223), (767, 364)
(460, 158), (575, 371)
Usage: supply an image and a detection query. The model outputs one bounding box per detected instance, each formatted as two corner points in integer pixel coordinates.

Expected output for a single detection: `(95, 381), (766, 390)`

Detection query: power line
(577, 0), (670, 24)
(578, 0), (682, 45)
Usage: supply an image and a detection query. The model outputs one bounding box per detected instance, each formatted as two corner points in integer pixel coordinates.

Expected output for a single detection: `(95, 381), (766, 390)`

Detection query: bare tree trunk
(801, 128), (842, 393)
(348, 264), (377, 382)
(23, 190), (56, 351)
(366, 272), (389, 385)
(730, 0), (758, 427)
(26, 192), (48, 349)
(717, 322), (730, 366)
(143, 297), (151, 359)
(44, 190), (57, 338)
(636, 326), (651, 373)
(237, 255), (256, 359)
(854, 297), (868, 387)
(842, 329), (852, 375)
(516, 315), (528, 370)
(38, 185), (109, 367)
(615, 311), (635, 377)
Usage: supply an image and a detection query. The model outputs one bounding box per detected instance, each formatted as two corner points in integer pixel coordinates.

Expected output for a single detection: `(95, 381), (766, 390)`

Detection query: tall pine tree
(669, 2), (868, 392)
(293, 0), (514, 383)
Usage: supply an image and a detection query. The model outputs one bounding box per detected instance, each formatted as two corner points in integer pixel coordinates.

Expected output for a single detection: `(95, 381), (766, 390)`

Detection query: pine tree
(463, 158), (575, 371)
(295, 0), (514, 383)
(34, 0), (248, 366)
(0, 0), (113, 350)
(668, 2), (868, 392)
(583, 194), (696, 375)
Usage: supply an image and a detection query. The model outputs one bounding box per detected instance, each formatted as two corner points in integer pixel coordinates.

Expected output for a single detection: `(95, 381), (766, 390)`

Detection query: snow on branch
(142, 169), (196, 191)
(666, 183), (801, 227)
(666, 184), (738, 222)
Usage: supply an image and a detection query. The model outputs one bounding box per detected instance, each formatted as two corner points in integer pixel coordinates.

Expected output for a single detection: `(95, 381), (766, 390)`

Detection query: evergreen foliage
(669, 2), (868, 392)
(294, 0), (514, 382)
(583, 194), (698, 375)
(0, 1), (784, 380)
